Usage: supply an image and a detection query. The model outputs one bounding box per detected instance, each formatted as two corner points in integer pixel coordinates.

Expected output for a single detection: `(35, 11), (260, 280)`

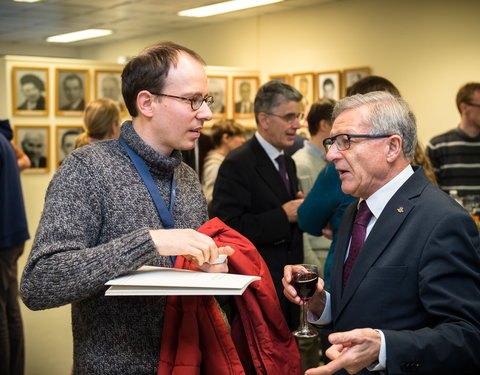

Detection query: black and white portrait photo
(343, 67), (371, 95)
(12, 67), (49, 116)
(233, 77), (258, 117)
(95, 70), (125, 114)
(317, 71), (341, 100)
(14, 125), (50, 172)
(56, 69), (89, 115)
(56, 125), (83, 167)
(207, 76), (227, 116)
(293, 73), (314, 113)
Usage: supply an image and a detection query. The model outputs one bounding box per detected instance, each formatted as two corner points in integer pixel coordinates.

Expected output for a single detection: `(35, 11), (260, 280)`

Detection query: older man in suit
(283, 91), (480, 375)
(212, 80), (305, 330)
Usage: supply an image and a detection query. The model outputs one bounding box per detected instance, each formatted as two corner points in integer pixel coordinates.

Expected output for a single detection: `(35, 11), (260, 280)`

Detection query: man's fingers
(305, 357), (346, 375)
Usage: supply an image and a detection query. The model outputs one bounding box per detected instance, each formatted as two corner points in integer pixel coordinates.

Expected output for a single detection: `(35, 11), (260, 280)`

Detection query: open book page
(105, 266), (260, 296)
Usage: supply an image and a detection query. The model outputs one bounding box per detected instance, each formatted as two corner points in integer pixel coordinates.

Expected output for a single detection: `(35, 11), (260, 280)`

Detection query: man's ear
(136, 90), (156, 118)
(386, 135), (403, 162)
(257, 112), (269, 130)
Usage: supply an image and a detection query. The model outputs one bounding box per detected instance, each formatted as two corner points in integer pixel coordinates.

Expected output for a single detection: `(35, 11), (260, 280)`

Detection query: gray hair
(254, 80), (302, 124)
(332, 91), (417, 160)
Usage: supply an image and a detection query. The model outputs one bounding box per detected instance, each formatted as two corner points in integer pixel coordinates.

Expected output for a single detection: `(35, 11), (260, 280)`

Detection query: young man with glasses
(283, 91), (480, 375)
(212, 80), (305, 331)
(21, 42), (234, 375)
(426, 82), (480, 196)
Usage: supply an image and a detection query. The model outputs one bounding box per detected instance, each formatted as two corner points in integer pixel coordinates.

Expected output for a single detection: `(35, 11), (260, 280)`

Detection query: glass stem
(302, 300), (308, 330)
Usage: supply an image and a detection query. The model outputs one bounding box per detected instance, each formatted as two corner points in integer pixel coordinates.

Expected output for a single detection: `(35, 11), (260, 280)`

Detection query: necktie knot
(354, 200), (372, 227)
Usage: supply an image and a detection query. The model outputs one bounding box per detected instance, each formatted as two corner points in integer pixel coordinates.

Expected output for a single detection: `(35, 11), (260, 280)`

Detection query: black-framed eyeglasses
(152, 92), (214, 111)
(466, 102), (480, 109)
(266, 112), (304, 124)
(323, 133), (392, 152)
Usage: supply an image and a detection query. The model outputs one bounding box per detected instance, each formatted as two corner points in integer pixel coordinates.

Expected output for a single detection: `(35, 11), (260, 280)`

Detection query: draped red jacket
(158, 217), (301, 375)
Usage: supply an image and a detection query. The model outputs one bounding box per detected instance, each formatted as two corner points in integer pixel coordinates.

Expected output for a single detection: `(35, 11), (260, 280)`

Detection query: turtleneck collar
(120, 120), (182, 175)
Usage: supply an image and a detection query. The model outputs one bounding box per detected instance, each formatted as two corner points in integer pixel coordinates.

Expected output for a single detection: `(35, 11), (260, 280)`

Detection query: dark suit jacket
(329, 167), (480, 375)
(17, 95), (46, 110)
(235, 101), (253, 113)
(212, 136), (303, 329)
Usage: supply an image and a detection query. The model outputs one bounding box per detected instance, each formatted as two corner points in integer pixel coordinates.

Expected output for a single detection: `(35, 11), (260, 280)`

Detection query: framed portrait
(207, 75), (228, 117)
(316, 70), (341, 101)
(13, 125), (50, 173)
(94, 70), (126, 115)
(343, 67), (371, 95)
(233, 76), (259, 118)
(12, 66), (49, 116)
(292, 72), (314, 113)
(56, 125), (83, 168)
(55, 68), (89, 116)
(269, 74), (291, 85)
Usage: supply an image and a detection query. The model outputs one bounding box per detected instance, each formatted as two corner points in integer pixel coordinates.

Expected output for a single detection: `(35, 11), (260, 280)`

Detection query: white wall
(3, 0), (480, 373)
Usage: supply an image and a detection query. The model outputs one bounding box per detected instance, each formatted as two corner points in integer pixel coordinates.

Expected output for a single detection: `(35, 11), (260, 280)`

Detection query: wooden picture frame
(269, 74), (291, 85)
(56, 125), (83, 168)
(233, 76), (259, 118)
(94, 70), (126, 115)
(316, 70), (341, 101)
(13, 125), (50, 173)
(208, 75), (228, 118)
(55, 68), (89, 116)
(292, 72), (314, 113)
(342, 67), (371, 96)
(12, 66), (49, 116)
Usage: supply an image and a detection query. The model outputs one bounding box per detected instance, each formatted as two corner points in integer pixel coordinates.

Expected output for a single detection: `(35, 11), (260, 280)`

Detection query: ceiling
(0, 0), (336, 47)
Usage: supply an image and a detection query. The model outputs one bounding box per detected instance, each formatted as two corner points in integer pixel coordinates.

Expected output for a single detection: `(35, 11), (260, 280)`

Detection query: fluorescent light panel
(178, 0), (283, 17)
(46, 29), (112, 43)
(14, 0), (43, 3)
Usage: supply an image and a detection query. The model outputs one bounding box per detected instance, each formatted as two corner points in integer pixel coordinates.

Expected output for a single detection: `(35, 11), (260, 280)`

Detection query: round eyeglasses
(152, 92), (214, 111)
(323, 133), (392, 152)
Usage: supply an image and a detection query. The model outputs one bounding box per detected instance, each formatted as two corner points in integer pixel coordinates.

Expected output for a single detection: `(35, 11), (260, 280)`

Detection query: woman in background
(75, 98), (121, 149)
(202, 119), (245, 206)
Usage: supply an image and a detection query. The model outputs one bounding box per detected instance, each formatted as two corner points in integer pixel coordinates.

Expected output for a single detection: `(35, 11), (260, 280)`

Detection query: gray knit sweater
(20, 121), (208, 374)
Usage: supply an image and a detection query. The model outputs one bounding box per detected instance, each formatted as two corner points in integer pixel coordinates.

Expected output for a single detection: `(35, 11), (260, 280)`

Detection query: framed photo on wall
(12, 67), (49, 116)
(292, 72), (314, 113)
(342, 67), (371, 96)
(207, 75), (228, 117)
(13, 125), (50, 173)
(56, 125), (83, 168)
(94, 70), (126, 115)
(233, 76), (259, 118)
(269, 74), (291, 85)
(55, 68), (89, 116)
(316, 70), (341, 101)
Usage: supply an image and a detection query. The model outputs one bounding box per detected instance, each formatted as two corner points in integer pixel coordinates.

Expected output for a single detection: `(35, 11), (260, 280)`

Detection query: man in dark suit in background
(212, 80), (305, 329)
(283, 91), (480, 375)
(234, 81), (254, 114)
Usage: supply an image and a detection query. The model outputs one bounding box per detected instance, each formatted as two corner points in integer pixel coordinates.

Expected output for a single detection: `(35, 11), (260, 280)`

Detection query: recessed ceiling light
(46, 29), (113, 43)
(178, 0), (283, 18)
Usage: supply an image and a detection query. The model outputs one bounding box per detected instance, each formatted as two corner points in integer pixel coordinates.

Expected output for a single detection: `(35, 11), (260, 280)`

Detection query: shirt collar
(363, 165), (414, 219)
(255, 131), (283, 164)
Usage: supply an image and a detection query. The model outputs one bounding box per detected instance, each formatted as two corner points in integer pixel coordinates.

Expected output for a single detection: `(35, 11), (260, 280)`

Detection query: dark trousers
(0, 243), (25, 375)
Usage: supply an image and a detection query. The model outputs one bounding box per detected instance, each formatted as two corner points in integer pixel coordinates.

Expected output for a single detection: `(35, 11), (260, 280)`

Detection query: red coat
(158, 217), (301, 375)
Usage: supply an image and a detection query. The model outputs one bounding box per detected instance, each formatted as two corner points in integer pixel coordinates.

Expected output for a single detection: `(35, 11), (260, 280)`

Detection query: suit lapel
(250, 137), (293, 201)
(334, 168), (429, 319)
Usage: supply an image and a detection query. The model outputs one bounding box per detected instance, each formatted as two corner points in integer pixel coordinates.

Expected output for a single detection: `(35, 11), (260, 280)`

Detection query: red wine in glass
(293, 272), (318, 301)
(292, 264), (319, 338)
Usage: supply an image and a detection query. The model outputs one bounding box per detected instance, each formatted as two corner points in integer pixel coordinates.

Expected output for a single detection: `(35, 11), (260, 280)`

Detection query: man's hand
(149, 229), (234, 266)
(282, 191), (305, 222)
(282, 264), (326, 316)
(305, 328), (381, 375)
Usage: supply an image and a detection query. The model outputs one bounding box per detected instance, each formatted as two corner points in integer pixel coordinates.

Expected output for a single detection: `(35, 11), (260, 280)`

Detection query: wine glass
(291, 264), (319, 338)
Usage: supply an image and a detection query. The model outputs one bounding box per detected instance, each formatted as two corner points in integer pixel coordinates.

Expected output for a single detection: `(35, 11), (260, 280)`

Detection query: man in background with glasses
(283, 91), (480, 375)
(426, 82), (480, 197)
(212, 80), (305, 331)
(21, 41), (234, 375)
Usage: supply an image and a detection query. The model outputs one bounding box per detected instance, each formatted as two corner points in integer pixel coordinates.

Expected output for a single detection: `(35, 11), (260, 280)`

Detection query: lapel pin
(397, 207), (404, 213)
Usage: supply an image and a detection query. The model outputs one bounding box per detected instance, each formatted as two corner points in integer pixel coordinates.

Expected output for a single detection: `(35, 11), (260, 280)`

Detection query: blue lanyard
(120, 137), (177, 263)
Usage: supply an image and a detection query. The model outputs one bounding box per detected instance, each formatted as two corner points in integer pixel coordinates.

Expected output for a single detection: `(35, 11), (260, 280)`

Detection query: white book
(105, 265), (260, 296)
